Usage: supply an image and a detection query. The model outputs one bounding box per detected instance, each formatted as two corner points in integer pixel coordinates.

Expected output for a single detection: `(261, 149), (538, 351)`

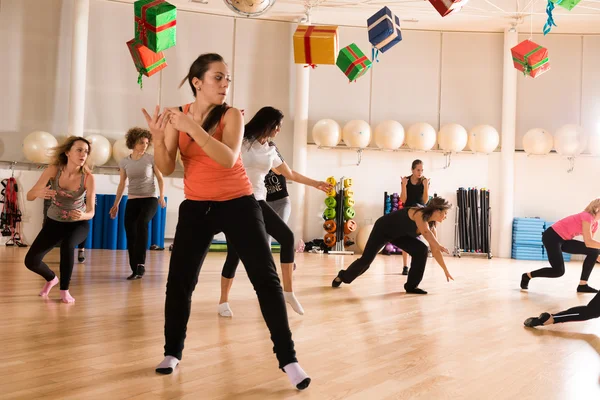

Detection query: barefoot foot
(60, 290), (75, 304)
(39, 277), (59, 297)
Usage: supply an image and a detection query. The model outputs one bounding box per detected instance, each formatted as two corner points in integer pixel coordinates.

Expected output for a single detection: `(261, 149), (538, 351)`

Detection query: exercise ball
(112, 138), (131, 164)
(176, 150), (184, 168)
(522, 128), (553, 155)
(85, 134), (112, 166)
(22, 131), (58, 163)
(470, 125), (499, 153)
(374, 120), (404, 150)
(406, 122), (437, 151)
(342, 120), (371, 148)
(312, 119), (341, 147)
(438, 123), (467, 152)
(587, 131), (600, 156)
(554, 124), (587, 157)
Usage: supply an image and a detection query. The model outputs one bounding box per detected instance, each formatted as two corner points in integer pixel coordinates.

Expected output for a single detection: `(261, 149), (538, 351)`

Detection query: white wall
(3, 1), (600, 256)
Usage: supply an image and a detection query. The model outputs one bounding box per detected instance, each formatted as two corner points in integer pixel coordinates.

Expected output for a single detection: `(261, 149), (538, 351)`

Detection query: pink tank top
(552, 211), (598, 240)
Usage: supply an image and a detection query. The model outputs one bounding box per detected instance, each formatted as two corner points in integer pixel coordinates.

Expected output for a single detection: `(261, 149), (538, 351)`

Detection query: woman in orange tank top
(141, 53), (310, 390)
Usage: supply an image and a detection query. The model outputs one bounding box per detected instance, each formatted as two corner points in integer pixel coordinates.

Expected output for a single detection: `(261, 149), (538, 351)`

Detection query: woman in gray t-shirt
(110, 128), (165, 280)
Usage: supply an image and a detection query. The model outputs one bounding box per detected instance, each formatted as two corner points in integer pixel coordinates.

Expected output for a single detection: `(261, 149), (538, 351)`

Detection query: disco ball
(223, 0), (276, 17)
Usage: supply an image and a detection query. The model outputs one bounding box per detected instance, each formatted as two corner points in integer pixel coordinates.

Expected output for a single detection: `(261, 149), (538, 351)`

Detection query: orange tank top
(178, 104), (252, 201)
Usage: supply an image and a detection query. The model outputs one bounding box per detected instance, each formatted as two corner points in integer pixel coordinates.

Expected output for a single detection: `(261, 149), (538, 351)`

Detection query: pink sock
(60, 290), (75, 304)
(39, 277), (58, 297)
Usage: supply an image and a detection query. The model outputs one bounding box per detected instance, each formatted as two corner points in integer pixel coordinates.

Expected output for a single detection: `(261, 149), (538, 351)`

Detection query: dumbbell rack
(328, 176), (354, 255)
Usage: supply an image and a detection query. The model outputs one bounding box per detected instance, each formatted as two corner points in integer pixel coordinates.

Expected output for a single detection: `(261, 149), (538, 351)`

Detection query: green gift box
(336, 43), (372, 82)
(551, 0), (581, 11)
(134, 0), (177, 53)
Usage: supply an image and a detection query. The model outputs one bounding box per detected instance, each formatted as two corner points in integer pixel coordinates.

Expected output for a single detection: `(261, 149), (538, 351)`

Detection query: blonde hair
(50, 136), (92, 173)
(584, 198), (600, 215)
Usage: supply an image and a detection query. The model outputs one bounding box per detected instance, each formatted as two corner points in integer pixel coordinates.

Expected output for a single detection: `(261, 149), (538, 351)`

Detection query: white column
(291, 65), (310, 241)
(498, 28), (518, 258)
(68, 0), (90, 137)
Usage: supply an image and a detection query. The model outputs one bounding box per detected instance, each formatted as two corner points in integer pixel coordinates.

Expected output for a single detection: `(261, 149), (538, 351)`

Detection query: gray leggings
(267, 196), (291, 224)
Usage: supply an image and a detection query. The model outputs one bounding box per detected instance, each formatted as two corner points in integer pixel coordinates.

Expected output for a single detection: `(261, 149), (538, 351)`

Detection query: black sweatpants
(552, 291), (600, 323)
(338, 212), (429, 289)
(221, 200), (294, 279)
(25, 218), (89, 290)
(531, 227), (599, 281)
(124, 197), (158, 271)
(164, 195), (297, 369)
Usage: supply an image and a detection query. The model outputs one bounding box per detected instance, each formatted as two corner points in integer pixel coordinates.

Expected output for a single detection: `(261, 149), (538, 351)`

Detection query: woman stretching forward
(332, 197), (453, 294)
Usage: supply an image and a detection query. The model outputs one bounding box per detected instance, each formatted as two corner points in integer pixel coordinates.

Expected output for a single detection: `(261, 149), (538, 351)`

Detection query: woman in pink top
(521, 199), (600, 293)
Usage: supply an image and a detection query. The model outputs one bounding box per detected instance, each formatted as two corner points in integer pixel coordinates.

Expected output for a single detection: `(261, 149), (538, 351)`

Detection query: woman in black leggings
(332, 197), (453, 294)
(109, 127), (166, 280)
(524, 292), (600, 328)
(218, 107), (331, 318)
(521, 199), (600, 293)
(141, 53), (310, 390)
(24, 136), (96, 303)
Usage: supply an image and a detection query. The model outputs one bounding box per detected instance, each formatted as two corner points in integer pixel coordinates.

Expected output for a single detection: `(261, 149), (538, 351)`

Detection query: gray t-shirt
(119, 153), (156, 197)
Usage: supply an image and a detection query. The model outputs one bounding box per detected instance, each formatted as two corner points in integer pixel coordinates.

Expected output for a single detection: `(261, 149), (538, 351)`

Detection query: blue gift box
(367, 6), (402, 56)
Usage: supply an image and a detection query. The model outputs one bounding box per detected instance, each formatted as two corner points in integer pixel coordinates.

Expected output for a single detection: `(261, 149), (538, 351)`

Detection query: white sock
(218, 302), (233, 317)
(284, 291), (304, 315)
(283, 362), (311, 390)
(156, 356), (179, 374)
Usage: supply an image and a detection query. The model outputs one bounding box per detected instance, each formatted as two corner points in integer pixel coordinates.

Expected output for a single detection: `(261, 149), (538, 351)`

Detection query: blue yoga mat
(92, 195), (105, 249)
(117, 195), (128, 250)
(102, 195), (118, 250)
(159, 197), (167, 248)
(84, 218), (93, 248)
(147, 219), (152, 249)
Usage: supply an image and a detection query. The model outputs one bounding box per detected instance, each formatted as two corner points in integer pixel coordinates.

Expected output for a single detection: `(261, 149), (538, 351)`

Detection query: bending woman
(142, 53), (310, 390)
(218, 107), (331, 318)
(399, 159), (430, 276)
(521, 198), (600, 293)
(24, 136), (96, 303)
(332, 197), (453, 294)
(110, 127), (166, 280)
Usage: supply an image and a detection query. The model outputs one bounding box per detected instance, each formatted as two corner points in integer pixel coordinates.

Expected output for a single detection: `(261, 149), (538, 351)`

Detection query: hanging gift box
(511, 39), (550, 78)
(336, 43), (372, 82)
(127, 39), (167, 88)
(367, 6), (402, 61)
(428, 0), (470, 17)
(134, 0), (177, 53)
(293, 25), (339, 67)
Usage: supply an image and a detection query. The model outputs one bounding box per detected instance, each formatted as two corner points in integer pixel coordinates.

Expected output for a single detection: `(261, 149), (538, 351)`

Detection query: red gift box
(127, 39), (167, 88)
(428, 0), (470, 17)
(511, 39), (550, 78)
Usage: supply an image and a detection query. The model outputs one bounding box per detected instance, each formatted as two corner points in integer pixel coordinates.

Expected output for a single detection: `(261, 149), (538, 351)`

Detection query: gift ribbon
(136, 0), (177, 48)
(296, 26), (338, 68)
(128, 41), (165, 89)
(543, 0), (562, 35)
(344, 46), (369, 82)
(512, 45), (548, 76)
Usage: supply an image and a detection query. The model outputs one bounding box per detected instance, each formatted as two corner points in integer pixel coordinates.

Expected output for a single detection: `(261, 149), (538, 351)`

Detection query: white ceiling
(113, 0), (600, 33)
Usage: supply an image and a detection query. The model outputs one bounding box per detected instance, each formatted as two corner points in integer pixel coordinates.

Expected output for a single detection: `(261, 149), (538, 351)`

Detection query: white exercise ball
(112, 138), (132, 164)
(356, 224), (385, 254)
(554, 124), (587, 157)
(176, 150), (184, 168)
(342, 120), (371, 148)
(22, 131), (58, 163)
(587, 132), (600, 156)
(312, 119), (341, 147)
(374, 120), (404, 150)
(438, 123), (468, 152)
(522, 128), (553, 155)
(85, 134), (112, 166)
(470, 125), (499, 153)
(406, 122), (437, 151)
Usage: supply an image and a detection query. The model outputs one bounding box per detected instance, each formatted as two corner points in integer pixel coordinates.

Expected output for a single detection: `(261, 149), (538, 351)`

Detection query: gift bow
(543, 0), (563, 35)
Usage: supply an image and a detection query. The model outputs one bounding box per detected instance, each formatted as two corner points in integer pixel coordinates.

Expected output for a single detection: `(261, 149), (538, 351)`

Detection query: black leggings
(531, 227), (599, 281)
(25, 219), (89, 290)
(338, 213), (429, 289)
(124, 197), (158, 271)
(164, 195), (296, 368)
(553, 291), (600, 323)
(221, 200), (294, 279)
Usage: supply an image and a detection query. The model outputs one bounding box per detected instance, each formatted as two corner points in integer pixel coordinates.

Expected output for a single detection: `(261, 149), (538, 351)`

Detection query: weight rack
(328, 176), (354, 255)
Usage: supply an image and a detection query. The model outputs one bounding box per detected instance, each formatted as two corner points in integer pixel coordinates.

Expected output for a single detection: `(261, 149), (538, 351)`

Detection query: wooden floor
(2, 247), (600, 400)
